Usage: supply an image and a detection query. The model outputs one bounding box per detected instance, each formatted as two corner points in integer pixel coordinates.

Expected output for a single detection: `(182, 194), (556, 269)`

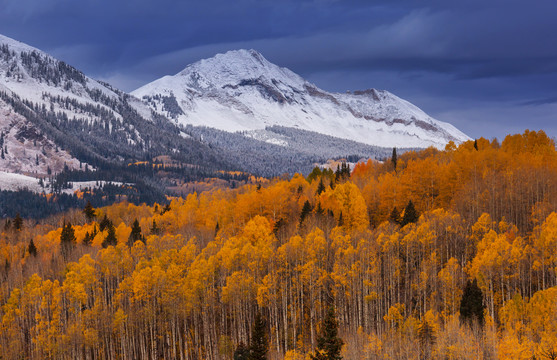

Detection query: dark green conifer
(161, 204), (171, 214)
(83, 201), (96, 221)
(128, 219), (143, 246)
(249, 312), (268, 360)
(233, 342), (250, 360)
(28, 238), (37, 257)
(60, 222), (76, 259)
(401, 200), (419, 227)
(102, 223), (117, 248)
(390, 207), (401, 224)
(99, 214), (111, 231)
(150, 219), (160, 235)
(299, 200), (312, 226)
(460, 279), (485, 328)
(311, 307), (344, 360)
(418, 318), (435, 349)
(13, 213), (23, 231)
(82, 231), (91, 246)
(316, 201), (324, 215)
(392, 148), (398, 171)
(418, 318), (435, 359)
(272, 218), (285, 236)
(307, 166), (322, 183)
(316, 178), (326, 195)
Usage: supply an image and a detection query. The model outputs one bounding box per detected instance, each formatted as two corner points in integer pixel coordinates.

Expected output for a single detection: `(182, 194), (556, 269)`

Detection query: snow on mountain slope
(133, 49), (470, 149)
(0, 97), (82, 177)
(0, 34), (235, 184)
(0, 34), (120, 120)
(0, 170), (122, 195)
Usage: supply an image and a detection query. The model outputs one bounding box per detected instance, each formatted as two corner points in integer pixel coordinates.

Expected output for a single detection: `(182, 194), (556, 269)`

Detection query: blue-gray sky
(1, 0), (556, 140)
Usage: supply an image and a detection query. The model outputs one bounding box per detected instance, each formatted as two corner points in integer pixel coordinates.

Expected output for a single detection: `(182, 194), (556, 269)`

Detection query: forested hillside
(1, 130), (556, 359)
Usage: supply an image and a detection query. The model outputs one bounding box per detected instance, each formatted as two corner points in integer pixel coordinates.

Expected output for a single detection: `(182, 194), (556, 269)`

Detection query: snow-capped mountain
(0, 34), (225, 181)
(133, 49), (470, 149)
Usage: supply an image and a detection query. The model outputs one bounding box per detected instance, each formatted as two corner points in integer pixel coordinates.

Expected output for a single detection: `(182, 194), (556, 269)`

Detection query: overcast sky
(1, 0), (556, 140)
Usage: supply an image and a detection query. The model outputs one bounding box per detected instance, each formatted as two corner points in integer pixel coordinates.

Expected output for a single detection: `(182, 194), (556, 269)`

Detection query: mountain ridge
(0, 33), (231, 196)
(132, 49), (470, 149)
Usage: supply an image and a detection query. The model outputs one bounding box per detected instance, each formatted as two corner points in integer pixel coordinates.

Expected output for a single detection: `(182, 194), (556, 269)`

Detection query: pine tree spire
(401, 200), (418, 227)
(60, 222), (76, 259)
(128, 219), (143, 246)
(311, 306), (344, 360)
(391, 147), (398, 171)
(249, 312), (268, 360)
(83, 201), (96, 221)
(28, 238), (37, 257)
(460, 279), (485, 328)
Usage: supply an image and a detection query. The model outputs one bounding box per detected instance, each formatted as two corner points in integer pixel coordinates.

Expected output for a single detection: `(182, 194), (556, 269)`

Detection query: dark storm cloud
(0, 0), (556, 139)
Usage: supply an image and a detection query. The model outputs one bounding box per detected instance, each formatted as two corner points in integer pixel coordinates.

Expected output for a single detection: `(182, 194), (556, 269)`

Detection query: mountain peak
(132, 49), (470, 148)
(220, 48), (265, 61)
(189, 49), (268, 69)
(173, 49), (305, 90)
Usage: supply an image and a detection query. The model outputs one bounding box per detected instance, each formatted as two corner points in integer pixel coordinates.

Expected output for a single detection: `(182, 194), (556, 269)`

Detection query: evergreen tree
(28, 238), (37, 257)
(92, 225), (98, 238)
(272, 218), (285, 236)
(474, 139), (478, 151)
(391, 147), (398, 171)
(150, 219), (160, 235)
(99, 214), (111, 231)
(299, 200), (312, 226)
(390, 207), (401, 224)
(335, 162), (350, 182)
(161, 204), (171, 214)
(102, 223), (117, 248)
(249, 312), (268, 360)
(316, 201), (324, 215)
(338, 212), (344, 227)
(60, 222), (76, 259)
(307, 166), (322, 183)
(13, 213), (23, 231)
(460, 279), (485, 328)
(418, 318), (435, 358)
(83, 201), (96, 221)
(401, 200), (419, 227)
(316, 178), (326, 196)
(82, 231), (91, 246)
(128, 219), (143, 246)
(311, 307), (344, 360)
(234, 342), (250, 360)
